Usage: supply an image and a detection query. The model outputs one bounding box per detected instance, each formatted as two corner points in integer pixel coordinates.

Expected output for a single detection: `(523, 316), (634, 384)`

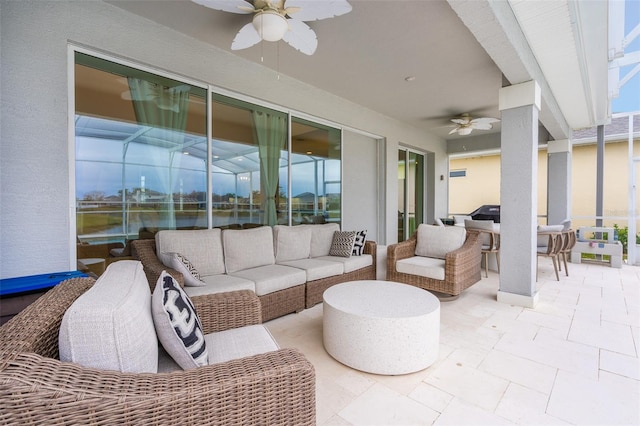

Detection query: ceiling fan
(192, 0), (353, 55)
(448, 113), (500, 136)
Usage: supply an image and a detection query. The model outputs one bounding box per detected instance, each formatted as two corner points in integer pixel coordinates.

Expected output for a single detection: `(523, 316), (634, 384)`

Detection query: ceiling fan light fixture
(253, 11), (288, 42)
(457, 127), (473, 136)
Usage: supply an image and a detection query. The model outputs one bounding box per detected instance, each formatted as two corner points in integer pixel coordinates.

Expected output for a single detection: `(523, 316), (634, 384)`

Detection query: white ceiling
(107, 0), (609, 143)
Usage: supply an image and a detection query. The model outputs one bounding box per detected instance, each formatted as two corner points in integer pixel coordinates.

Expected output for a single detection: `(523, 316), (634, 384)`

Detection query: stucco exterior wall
(0, 1), (448, 278)
(449, 140), (639, 228)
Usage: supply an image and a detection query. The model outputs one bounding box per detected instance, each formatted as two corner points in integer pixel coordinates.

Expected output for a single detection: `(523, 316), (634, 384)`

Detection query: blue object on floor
(0, 271), (88, 297)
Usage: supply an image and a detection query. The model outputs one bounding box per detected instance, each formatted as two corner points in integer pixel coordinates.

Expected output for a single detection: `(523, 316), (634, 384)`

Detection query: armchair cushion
(59, 261), (158, 373)
(152, 271), (208, 370)
(396, 256), (446, 280)
(223, 226), (275, 273)
(274, 225), (312, 262)
(415, 224), (466, 259)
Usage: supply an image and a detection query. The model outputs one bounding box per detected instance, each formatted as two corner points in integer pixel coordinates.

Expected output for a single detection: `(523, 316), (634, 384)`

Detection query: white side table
(323, 280), (440, 375)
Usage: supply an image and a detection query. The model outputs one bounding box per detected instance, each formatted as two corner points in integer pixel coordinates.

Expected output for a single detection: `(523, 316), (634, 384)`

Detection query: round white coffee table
(323, 280), (440, 375)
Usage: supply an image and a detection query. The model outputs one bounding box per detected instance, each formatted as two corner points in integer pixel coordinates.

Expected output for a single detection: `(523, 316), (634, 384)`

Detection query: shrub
(613, 224), (640, 254)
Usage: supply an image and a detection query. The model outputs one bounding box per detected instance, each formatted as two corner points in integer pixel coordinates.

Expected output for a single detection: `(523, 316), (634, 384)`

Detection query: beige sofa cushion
(316, 254), (373, 273)
(184, 274), (255, 298)
(230, 264), (306, 297)
(156, 229), (225, 276)
(415, 224), (466, 259)
(158, 325), (279, 372)
(396, 256), (446, 280)
(223, 226), (275, 273)
(59, 260), (158, 373)
(206, 325), (279, 364)
(273, 225), (312, 262)
(278, 258), (344, 281)
(308, 223), (340, 257)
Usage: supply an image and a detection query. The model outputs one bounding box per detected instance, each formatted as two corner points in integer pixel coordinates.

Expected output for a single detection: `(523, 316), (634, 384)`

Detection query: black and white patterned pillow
(162, 252), (205, 287)
(152, 271), (208, 369)
(352, 230), (368, 256)
(329, 231), (356, 257)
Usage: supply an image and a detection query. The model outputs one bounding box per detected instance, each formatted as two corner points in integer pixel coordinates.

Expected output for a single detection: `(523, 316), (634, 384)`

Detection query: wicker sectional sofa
(132, 224), (377, 322)
(0, 263), (316, 425)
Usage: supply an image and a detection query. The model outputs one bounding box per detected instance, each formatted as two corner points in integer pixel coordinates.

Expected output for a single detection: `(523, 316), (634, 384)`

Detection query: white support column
(497, 81), (541, 309)
(547, 139), (572, 225)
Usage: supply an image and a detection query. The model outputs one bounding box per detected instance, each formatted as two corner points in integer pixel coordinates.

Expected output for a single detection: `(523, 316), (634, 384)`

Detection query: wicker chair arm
(131, 239), (185, 290)
(0, 348), (315, 426)
(386, 237), (417, 268)
(444, 230), (482, 275)
(363, 240), (377, 266)
(192, 290), (263, 333)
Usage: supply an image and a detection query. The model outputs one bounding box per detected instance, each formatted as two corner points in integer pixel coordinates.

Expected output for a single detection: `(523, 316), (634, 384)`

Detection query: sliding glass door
(398, 148), (424, 241)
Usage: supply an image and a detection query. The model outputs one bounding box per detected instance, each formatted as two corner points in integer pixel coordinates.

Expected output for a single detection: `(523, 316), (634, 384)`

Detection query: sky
(611, 0), (640, 113)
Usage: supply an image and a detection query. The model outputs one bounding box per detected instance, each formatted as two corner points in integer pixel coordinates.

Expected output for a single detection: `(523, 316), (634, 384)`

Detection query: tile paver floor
(265, 260), (640, 425)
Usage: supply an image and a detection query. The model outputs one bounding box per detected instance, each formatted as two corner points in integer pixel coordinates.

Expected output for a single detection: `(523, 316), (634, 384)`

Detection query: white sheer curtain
(127, 78), (190, 229)
(252, 110), (287, 226)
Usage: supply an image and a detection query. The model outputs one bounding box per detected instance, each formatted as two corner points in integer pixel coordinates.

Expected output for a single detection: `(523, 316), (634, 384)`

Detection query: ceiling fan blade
(282, 19), (317, 55)
(231, 22), (262, 50)
(471, 123), (494, 130)
(284, 0), (352, 21)
(450, 118), (469, 125)
(470, 117), (500, 124)
(448, 128), (459, 135)
(192, 0), (254, 14)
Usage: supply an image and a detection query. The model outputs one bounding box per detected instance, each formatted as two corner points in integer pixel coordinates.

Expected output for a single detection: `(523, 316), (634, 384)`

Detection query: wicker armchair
(386, 229), (482, 296)
(0, 277), (316, 425)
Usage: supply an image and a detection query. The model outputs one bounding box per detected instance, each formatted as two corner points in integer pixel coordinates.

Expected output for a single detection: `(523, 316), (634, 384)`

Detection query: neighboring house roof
(573, 113), (640, 142)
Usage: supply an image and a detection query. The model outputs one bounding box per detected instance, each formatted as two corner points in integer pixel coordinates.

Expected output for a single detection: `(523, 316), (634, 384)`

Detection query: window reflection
(74, 52), (342, 254)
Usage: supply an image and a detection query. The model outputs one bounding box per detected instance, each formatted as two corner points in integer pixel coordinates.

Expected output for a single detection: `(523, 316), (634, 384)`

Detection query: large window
(74, 52), (341, 250)
(291, 117), (341, 225)
(210, 94), (289, 227)
(75, 53), (207, 245)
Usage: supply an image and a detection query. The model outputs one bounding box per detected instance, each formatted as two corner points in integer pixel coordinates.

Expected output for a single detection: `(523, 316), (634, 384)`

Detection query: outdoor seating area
(131, 224), (376, 321)
(1, 239), (638, 425)
(0, 262), (316, 425)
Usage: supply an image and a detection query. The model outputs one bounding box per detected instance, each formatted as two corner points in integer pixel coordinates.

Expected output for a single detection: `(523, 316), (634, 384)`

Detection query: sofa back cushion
(273, 225), (312, 262)
(59, 260), (158, 373)
(223, 226), (275, 273)
(415, 224), (467, 259)
(156, 229), (225, 276)
(308, 223), (340, 257)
